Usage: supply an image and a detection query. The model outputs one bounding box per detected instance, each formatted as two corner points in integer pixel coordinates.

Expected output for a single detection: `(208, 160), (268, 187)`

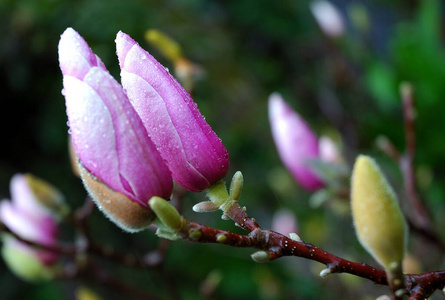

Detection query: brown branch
(400, 83), (435, 232)
(178, 197), (445, 298)
(177, 219), (388, 285)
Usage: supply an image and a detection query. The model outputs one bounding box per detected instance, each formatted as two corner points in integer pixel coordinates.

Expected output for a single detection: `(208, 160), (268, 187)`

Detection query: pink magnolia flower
(115, 31), (229, 193)
(0, 174), (63, 281)
(59, 28), (172, 205)
(268, 93), (324, 191)
(59, 28), (173, 230)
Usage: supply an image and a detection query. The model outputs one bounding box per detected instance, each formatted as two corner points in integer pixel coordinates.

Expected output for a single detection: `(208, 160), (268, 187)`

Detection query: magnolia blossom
(0, 174), (63, 281)
(116, 31), (229, 193)
(59, 28), (173, 231)
(268, 93), (324, 191)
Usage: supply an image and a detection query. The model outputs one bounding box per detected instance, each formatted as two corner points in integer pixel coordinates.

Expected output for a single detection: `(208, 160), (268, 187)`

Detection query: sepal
(79, 164), (155, 232)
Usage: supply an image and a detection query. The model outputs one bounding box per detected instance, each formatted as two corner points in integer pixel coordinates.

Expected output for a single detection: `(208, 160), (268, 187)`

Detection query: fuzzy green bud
(351, 155), (407, 271)
(148, 197), (182, 231)
(229, 171), (243, 201)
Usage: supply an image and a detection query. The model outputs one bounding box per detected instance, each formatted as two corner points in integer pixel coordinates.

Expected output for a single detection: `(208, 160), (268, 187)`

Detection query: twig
(400, 83), (434, 232)
(178, 199), (445, 298)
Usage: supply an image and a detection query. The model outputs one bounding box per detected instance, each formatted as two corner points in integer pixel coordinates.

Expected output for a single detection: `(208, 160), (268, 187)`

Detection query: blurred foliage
(1, 0), (445, 299)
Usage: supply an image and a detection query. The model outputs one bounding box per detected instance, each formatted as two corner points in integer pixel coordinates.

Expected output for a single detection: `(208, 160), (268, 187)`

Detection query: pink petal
(269, 93), (324, 191)
(116, 31), (229, 192)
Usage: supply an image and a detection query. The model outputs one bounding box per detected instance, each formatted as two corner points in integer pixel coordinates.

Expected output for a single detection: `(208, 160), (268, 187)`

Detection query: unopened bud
(251, 251), (270, 263)
(319, 268), (333, 278)
(351, 155), (407, 271)
(148, 196), (182, 232)
(80, 165), (155, 232)
(229, 171), (244, 201)
(289, 233), (302, 242)
(2, 237), (54, 282)
(192, 201), (219, 213)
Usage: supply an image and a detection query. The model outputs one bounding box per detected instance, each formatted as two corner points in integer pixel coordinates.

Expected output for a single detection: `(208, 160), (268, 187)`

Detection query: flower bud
(116, 31), (229, 192)
(148, 196), (182, 232)
(2, 237), (54, 282)
(251, 251), (270, 263)
(59, 28), (173, 231)
(268, 93), (324, 191)
(351, 155), (407, 271)
(0, 174), (63, 281)
(79, 165), (156, 232)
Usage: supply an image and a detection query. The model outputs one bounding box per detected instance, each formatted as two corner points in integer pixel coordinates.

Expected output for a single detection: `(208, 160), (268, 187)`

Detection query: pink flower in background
(310, 0), (345, 38)
(272, 209), (298, 236)
(116, 31), (229, 193)
(319, 135), (341, 164)
(59, 28), (173, 207)
(0, 174), (64, 281)
(268, 93), (324, 191)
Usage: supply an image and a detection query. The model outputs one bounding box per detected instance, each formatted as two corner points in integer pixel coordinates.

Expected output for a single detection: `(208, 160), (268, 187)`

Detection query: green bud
(2, 237), (54, 282)
(351, 155), (407, 271)
(216, 234), (227, 243)
(192, 201), (219, 213)
(148, 197), (182, 231)
(229, 171), (243, 201)
(251, 251), (270, 263)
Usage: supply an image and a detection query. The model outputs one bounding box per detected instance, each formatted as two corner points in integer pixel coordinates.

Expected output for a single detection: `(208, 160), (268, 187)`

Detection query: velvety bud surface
(268, 93), (324, 191)
(59, 28), (173, 207)
(116, 31), (229, 192)
(351, 155), (407, 270)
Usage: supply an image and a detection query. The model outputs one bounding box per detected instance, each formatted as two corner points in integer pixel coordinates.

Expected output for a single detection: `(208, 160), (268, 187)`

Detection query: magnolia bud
(268, 93), (324, 191)
(59, 28), (173, 231)
(251, 251), (270, 263)
(148, 196), (182, 232)
(351, 155), (407, 271)
(0, 174), (64, 282)
(2, 237), (54, 282)
(116, 31), (229, 192)
(79, 165), (156, 232)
